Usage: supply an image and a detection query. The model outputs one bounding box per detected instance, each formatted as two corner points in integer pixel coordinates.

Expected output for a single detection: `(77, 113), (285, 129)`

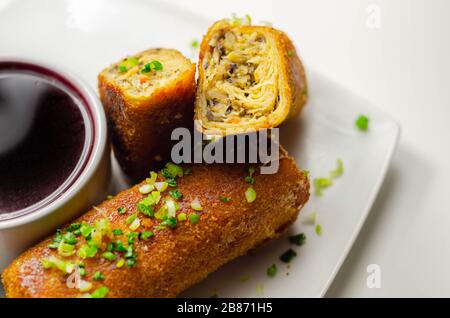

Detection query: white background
(164, 0), (450, 297)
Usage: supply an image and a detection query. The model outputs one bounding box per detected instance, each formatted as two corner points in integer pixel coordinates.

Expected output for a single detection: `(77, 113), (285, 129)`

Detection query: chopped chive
(315, 224), (322, 236)
(126, 232), (139, 244)
(355, 115), (369, 131)
(267, 264), (277, 277)
(313, 177), (333, 196)
(191, 40), (199, 49)
(63, 232), (77, 245)
(91, 286), (109, 298)
(189, 213), (200, 225)
(220, 196), (231, 203)
(245, 187), (256, 203)
(126, 213), (137, 225)
(329, 159), (344, 179)
(160, 216), (177, 229)
(244, 176), (255, 185)
(279, 249), (297, 263)
(116, 259), (125, 268)
(93, 271), (105, 281)
(289, 233), (306, 246)
(140, 230), (154, 240)
(102, 251), (116, 261)
(117, 207), (127, 215)
(113, 240), (127, 253)
(169, 190), (183, 200)
(79, 267), (87, 277)
(177, 213), (187, 221)
(112, 229), (123, 236)
(167, 178), (177, 187)
(126, 258), (137, 267)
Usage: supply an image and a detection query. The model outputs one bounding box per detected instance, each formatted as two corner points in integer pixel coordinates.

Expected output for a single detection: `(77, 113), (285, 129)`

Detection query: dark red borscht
(0, 64), (88, 214)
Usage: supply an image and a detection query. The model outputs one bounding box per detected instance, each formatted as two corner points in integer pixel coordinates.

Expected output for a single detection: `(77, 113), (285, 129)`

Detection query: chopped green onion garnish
(62, 232), (77, 245)
(139, 184), (154, 194)
(78, 280), (93, 292)
(117, 207), (127, 215)
(313, 177), (333, 196)
(165, 162), (183, 178)
(126, 213), (138, 225)
(289, 233), (306, 246)
(315, 224), (322, 236)
(191, 40), (199, 49)
(141, 60), (163, 73)
(169, 190), (183, 200)
(329, 159), (344, 179)
(279, 249), (297, 263)
(147, 171), (158, 184)
(154, 181), (168, 192)
(244, 176), (255, 184)
(112, 229), (123, 236)
(77, 242), (98, 259)
(245, 14), (252, 25)
(91, 286), (109, 298)
(177, 213), (187, 221)
(41, 256), (75, 274)
(107, 195), (113, 200)
(113, 240), (127, 253)
(190, 197), (203, 211)
(267, 264), (277, 277)
(140, 230), (154, 240)
(245, 187), (256, 203)
(66, 223), (81, 232)
(159, 216), (178, 229)
(137, 202), (155, 217)
(102, 251), (116, 261)
(189, 213), (200, 225)
(80, 223), (94, 238)
(166, 199), (179, 217)
(129, 217), (141, 231)
(126, 232), (139, 244)
(355, 115), (369, 131)
(118, 57), (139, 73)
(116, 259), (125, 268)
(167, 178), (177, 187)
(79, 267), (87, 277)
(220, 196), (231, 203)
(127, 258), (137, 267)
(58, 242), (76, 257)
(93, 271), (105, 281)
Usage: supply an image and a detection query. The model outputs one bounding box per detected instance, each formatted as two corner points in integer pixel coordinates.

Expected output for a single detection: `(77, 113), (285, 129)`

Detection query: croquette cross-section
(2, 152), (309, 298)
(195, 19), (308, 136)
(98, 48), (196, 181)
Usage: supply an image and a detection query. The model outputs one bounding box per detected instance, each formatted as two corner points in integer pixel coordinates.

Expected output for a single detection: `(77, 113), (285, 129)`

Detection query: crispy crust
(2, 154), (309, 298)
(98, 49), (196, 181)
(194, 20), (308, 135)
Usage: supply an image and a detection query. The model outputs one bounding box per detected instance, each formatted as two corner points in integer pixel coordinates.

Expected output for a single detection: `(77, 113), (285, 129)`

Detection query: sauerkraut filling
(203, 28), (279, 124)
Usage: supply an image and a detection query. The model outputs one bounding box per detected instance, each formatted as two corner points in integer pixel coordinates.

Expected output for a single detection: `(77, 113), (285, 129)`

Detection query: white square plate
(0, 0), (399, 297)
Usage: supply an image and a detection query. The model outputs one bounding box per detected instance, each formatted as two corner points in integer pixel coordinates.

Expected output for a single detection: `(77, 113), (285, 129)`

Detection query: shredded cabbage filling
(203, 28), (279, 124)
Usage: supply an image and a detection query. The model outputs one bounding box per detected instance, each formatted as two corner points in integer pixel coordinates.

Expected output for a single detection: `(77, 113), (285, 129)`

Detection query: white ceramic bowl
(0, 58), (110, 271)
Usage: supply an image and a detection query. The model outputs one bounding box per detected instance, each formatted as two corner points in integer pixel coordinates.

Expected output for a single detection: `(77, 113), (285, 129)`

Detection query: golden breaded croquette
(99, 48), (196, 181)
(2, 151), (309, 298)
